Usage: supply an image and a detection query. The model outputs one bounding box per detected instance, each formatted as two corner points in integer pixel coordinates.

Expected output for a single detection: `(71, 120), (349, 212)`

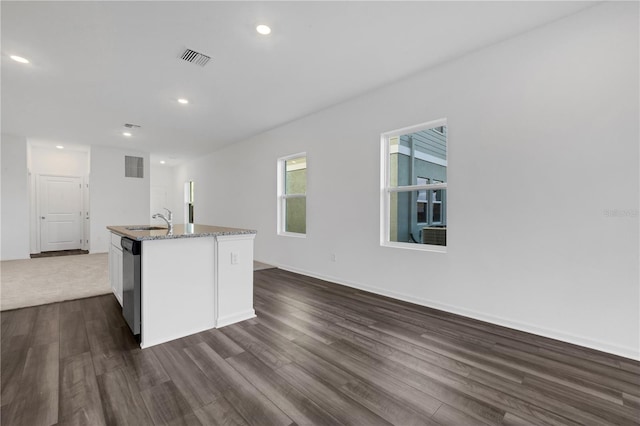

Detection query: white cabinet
(139, 233), (256, 348)
(215, 234), (255, 327)
(109, 232), (123, 306)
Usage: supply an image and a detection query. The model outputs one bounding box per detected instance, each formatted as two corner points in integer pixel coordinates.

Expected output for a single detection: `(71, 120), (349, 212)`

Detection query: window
(381, 120), (447, 250)
(278, 153), (307, 236)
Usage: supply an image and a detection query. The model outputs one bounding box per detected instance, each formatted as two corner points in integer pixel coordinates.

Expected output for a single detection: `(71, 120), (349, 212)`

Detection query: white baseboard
(270, 263), (639, 361)
(217, 310), (256, 328)
(141, 310), (257, 348)
(141, 323), (215, 349)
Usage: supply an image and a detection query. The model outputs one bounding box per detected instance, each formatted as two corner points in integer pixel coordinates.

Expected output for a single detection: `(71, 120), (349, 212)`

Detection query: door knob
(41, 216), (45, 219)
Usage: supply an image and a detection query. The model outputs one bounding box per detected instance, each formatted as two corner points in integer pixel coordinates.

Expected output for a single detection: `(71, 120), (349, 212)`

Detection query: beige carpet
(1, 255), (276, 311)
(1, 253), (110, 311)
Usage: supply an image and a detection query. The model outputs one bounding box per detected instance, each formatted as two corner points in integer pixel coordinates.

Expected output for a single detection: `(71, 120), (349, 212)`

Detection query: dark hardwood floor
(2, 268), (639, 425)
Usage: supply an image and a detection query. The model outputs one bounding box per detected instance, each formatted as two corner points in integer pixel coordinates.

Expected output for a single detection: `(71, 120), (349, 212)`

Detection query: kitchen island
(107, 224), (257, 348)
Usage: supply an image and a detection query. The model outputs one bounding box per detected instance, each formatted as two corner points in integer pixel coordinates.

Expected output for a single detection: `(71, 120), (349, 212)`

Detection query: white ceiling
(2, 1), (595, 165)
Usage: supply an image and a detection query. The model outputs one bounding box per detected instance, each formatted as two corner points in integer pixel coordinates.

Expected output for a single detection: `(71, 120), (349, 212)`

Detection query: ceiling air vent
(179, 48), (211, 67)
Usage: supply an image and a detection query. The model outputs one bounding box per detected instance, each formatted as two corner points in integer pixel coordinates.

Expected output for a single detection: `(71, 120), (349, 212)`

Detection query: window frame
(429, 179), (444, 226)
(380, 119), (447, 252)
(277, 152), (307, 238)
(416, 177), (429, 225)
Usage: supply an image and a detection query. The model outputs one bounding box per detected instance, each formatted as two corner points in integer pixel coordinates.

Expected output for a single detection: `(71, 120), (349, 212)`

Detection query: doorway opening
(37, 175), (84, 252)
(28, 143), (91, 255)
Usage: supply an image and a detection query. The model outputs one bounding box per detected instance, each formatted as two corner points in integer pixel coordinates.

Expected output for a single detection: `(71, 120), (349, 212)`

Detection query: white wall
(150, 163), (178, 225)
(1, 134), (30, 260)
(30, 145), (89, 176)
(90, 145), (150, 253)
(175, 3), (639, 359)
(174, 162), (213, 226)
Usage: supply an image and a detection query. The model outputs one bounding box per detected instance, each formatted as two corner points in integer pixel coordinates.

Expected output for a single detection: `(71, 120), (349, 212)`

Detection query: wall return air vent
(125, 156), (144, 178)
(179, 48), (211, 67)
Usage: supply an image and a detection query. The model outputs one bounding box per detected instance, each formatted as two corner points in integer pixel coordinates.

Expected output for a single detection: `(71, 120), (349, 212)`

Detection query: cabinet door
(109, 243), (124, 306)
(114, 247), (123, 306)
(109, 245), (117, 294)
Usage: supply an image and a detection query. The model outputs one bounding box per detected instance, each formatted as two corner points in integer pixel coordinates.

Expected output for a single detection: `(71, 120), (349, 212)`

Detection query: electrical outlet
(231, 252), (239, 265)
(331, 253), (337, 262)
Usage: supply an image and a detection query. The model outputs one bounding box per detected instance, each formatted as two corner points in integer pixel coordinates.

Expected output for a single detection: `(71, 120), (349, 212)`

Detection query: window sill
(381, 241), (447, 253)
(278, 232), (307, 239)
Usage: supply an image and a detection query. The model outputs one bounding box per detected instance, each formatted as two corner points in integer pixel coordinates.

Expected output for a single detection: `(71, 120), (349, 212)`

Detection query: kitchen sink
(125, 226), (167, 231)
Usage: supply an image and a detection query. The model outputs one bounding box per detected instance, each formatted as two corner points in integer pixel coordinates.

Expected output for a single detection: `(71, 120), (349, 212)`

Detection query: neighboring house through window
(381, 119), (447, 250)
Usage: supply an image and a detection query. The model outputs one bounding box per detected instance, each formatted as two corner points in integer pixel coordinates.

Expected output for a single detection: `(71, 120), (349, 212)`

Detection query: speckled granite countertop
(107, 224), (257, 241)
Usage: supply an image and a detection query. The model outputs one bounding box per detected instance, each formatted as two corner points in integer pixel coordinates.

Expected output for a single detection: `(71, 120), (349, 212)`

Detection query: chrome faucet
(152, 208), (173, 232)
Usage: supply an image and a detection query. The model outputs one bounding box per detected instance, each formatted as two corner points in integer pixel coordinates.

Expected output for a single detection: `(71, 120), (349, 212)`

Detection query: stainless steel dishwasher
(121, 237), (141, 337)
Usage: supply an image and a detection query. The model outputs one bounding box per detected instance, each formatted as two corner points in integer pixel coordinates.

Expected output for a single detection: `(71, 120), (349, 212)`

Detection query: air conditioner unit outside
(422, 227), (446, 246)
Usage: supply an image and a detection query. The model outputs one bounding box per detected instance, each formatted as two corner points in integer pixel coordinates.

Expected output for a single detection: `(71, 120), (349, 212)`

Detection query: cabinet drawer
(111, 232), (122, 248)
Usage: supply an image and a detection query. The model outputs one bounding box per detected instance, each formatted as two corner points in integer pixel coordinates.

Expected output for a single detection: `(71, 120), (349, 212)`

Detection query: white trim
(390, 145), (447, 167)
(82, 176), (90, 251)
(29, 170), (38, 254)
(380, 119), (448, 251)
(141, 324), (215, 349)
(277, 158), (284, 233)
(277, 152), (307, 237)
(216, 310), (256, 328)
(382, 240), (447, 253)
(269, 264), (640, 361)
(213, 232), (219, 334)
(381, 118), (448, 139)
(380, 133), (390, 245)
(278, 151), (307, 163)
(278, 231), (307, 239)
(387, 183), (447, 192)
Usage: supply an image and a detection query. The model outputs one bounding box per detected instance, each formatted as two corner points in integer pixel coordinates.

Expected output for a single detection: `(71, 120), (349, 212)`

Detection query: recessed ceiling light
(256, 24), (271, 35)
(56, 145), (64, 149)
(178, 98), (189, 104)
(123, 132), (132, 137)
(10, 55), (29, 64)
(160, 160), (166, 164)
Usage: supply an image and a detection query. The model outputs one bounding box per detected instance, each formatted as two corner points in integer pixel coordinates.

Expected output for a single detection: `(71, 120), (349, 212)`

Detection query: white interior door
(40, 175), (83, 252)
